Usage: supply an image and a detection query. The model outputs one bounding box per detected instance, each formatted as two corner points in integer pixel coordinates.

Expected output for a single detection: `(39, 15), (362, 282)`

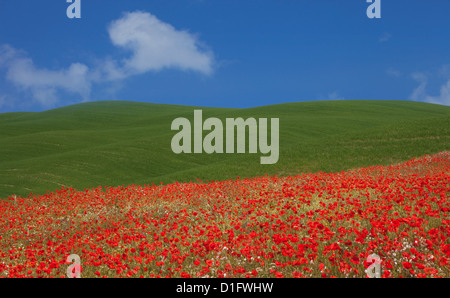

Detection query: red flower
(415, 263), (425, 270)
(402, 261), (412, 270)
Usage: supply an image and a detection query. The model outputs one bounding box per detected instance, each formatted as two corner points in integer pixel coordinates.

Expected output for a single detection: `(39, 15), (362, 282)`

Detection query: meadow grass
(0, 99), (449, 198)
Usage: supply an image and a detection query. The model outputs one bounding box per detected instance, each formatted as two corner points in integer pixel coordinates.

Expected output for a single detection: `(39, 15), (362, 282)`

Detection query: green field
(0, 99), (449, 198)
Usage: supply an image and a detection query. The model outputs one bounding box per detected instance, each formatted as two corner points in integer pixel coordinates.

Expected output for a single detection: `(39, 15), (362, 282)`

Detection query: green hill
(1, 99), (449, 198)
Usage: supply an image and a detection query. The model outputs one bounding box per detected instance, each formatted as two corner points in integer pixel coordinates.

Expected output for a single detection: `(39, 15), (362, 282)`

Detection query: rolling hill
(1, 99), (449, 198)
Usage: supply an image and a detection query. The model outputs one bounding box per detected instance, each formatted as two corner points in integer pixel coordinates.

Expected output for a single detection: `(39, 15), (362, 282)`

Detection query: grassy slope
(0, 100), (449, 198)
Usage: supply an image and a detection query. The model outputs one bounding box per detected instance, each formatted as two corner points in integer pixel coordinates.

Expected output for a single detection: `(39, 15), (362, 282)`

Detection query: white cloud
(0, 94), (7, 108)
(410, 71), (450, 106)
(410, 72), (428, 101)
(425, 80), (450, 105)
(0, 93), (16, 109)
(327, 91), (344, 100)
(108, 11), (214, 76)
(0, 45), (19, 65)
(0, 45), (91, 106)
(0, 11), (214, 108)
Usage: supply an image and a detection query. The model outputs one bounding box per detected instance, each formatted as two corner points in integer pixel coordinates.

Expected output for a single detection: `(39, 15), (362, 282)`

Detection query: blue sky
(0, 0), (450, 112)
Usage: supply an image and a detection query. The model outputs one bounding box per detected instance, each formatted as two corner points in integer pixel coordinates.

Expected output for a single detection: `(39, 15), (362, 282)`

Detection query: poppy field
(0, 152), (449, 278)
